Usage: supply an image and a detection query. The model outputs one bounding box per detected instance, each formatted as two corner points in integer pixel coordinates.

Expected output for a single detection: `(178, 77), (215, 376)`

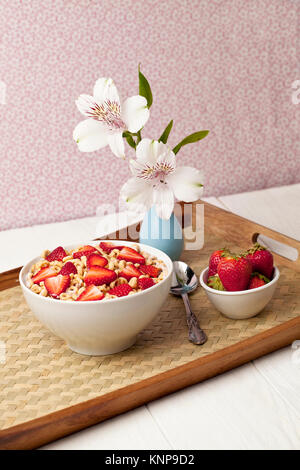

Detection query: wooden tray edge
(0, 316), (299, 450)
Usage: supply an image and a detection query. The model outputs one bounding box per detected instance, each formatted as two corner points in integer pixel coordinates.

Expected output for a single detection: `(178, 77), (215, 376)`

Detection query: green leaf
(173, 130), (209, 155)
(158, 120), (173, 144)
(138, 64), (153, 108)
(122, 131), (136, 149)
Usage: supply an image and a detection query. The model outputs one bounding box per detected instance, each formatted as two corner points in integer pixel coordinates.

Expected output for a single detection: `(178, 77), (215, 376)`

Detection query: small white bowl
(199, 266), (280, 320)
(20, 240), (173, 356)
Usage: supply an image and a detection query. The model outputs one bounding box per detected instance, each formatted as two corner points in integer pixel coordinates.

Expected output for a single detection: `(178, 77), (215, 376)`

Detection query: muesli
(27, 242), (168, 301)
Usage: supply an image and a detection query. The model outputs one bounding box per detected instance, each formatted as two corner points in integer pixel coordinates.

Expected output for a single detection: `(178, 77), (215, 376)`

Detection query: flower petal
(120, 177), (153, 214)
(153, 183), (174, 220)
(129, 158), (148, 178)
(167, 166), (204, 202)
(73, 119), (108, 152)
(75, 94), (97, 117)
(107, 132), (125, 159)
(122, 96), (150, 133)
(135, 138), (167, 165)
(156, 147), (176, 170)
(93, 78), (120, 104)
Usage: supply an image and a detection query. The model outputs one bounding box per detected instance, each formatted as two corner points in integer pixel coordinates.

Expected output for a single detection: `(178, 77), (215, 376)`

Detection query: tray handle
(250, 229), (300, 272)
(252, 232), (299, 262)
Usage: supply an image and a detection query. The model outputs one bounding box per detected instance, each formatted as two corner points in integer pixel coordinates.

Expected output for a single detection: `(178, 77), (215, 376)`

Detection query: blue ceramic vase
(139, 206), (184, 261)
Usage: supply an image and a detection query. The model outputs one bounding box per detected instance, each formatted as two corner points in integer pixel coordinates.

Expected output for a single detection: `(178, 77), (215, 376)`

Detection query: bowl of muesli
(19, 240), (173, 356)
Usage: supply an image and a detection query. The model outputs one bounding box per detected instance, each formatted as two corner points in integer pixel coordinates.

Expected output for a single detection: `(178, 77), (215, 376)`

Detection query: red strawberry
(138, 277), (155, 290)
(86, 253), (108, 269)
(248, 272), (270, 290)
(139, 265), (161, 278)
(117, 247), (145, 264)
(84, 266), (117, 286)
(244, 243), (274, 279)
(119, 264), (142, 280)
(73, 245), (96, 259)
(207, 274), (226, 291)
(217, 255), (252, 291)
(32, 266), (58, 284)
(99, 242), (124, 253)
(108, 284), (133, 297)
(76, 285), (104, 301)
(60, 262), (77, 275)
(44, 274), (70, 298)
(46, 246), (67, 262)
(208, 249), (229, 277)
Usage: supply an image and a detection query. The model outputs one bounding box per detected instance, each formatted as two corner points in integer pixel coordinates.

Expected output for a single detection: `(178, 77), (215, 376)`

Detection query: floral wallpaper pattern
(0, 0), (298, 230)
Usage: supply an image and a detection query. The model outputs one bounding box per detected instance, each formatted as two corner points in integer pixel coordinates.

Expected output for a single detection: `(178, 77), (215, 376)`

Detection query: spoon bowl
(171, 261), (199, 296)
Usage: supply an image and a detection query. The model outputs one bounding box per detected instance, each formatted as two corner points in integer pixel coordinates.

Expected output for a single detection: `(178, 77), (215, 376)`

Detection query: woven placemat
(0, 238), (299, 431)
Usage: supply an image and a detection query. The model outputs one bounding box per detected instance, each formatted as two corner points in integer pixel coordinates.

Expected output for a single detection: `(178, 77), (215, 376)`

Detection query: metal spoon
(170, 261), (207, 345)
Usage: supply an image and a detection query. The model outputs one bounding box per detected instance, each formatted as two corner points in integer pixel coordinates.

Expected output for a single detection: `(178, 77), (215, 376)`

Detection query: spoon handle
(181, 293), (207, 345)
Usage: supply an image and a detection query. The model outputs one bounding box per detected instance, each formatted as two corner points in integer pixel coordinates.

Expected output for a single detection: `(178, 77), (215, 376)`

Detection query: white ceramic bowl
(19, 240), (173, 356)
(199, 266), (280, 320)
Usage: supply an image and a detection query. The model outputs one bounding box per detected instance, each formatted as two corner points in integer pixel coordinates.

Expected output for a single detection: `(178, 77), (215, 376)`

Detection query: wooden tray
(0, 202), (299, 450)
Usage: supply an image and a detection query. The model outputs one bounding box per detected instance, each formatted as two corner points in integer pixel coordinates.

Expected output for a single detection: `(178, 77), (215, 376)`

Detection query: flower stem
(136, 130), (142, 144)
(122, 131), (137, 149)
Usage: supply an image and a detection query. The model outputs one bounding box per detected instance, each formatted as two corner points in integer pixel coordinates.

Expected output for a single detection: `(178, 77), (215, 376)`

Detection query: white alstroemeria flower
(120, 138), (203, 220)
(73, 78), (150, 158)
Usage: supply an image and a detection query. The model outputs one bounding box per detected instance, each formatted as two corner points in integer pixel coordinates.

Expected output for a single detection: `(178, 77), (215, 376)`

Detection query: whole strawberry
(217, 254), (252, 291)
(248, 272), (270, 290)
(207, 274), (226, 291)
(208, 249), (229, 277)
(244, 243), (274, 279)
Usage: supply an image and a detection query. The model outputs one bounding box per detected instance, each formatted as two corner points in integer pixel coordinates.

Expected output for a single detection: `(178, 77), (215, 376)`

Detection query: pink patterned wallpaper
(0, 0), (298, 230)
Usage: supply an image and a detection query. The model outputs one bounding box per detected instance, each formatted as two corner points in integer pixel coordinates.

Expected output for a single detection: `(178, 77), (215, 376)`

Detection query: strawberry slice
(46, 246), (67, 262)
(108, 284), (133, 297)
(117, 247), (145, 264)
(73, 245), (96, 259)
(44, 274), (70, 298)
(139, 265), (161, 278)
(60, 262), (77, 275)
(84, 266), (117, 286)
(99, 242), (124, 253)
(119, 264), (142, 280)
(138, 277), (155, 290)
(32, 266), (58, 284)
(76, 285), (104, 301)
(86, 253), (108, 269)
